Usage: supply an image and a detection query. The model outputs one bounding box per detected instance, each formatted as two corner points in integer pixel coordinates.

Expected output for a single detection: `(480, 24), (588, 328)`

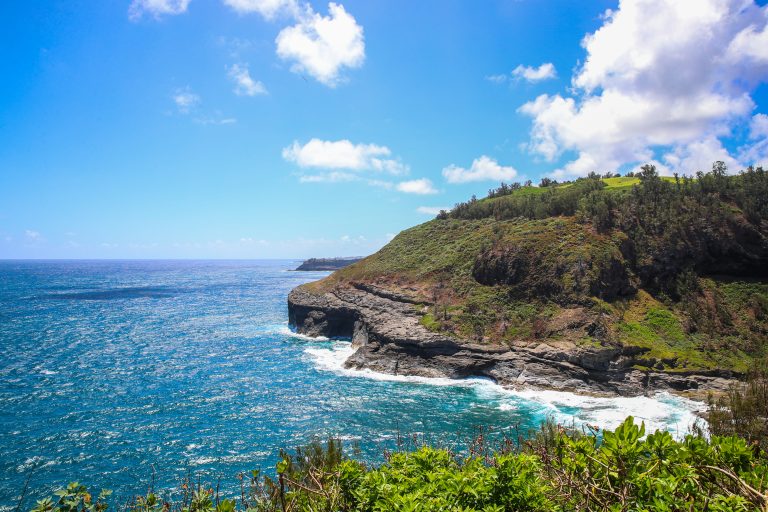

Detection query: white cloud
(751, 113), (768, 139)
(283, 139), (408, 174)
(129, 0), (191, 20)
(276, 2), (365, 86)
(486, 74), (509, 84)
(172, 88), (200, 113)
(661, 136), (740, 174)
(396, 179), (437, 195)
(298, 171), (358, 183)
(195, 115), (237, 125)
(488, 63), (556, 84)
(739, 113), (768, 166)
(228, 64), (268, 96)
(511, 63), (557, 82)
(442, 155), (518, 183)
(222, 0), (299, 19)
(519, 0), (768, 177)
(416, 206), (448, 215)
(172, 90), (235, 125)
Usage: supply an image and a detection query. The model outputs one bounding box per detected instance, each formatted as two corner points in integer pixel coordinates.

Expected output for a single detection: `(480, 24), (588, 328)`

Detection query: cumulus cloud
(396, 179), (437, 195)
(488, 63), (556, 84)
(220, 0), (365, 86)
(751, 113), (768, 139)
(519, 0), (768, 177)
(662, 137), (741, 175)
(128, 0), (191, 20)
(228, 64), (268, 96)
(739, 113), (768, 166)
(284, 139), (439, 190)
(416, 206), (448, 215)
(442, 155), (518, 183)
(222, 0), (299, 19)
(511, 63), (557, 82)
(276, 3), (365, 86)
(172, 88), (200, 113)
(283, 139), (408, 174)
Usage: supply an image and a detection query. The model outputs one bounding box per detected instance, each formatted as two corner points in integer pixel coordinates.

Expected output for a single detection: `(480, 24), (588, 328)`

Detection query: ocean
(0, 260), (704, 507)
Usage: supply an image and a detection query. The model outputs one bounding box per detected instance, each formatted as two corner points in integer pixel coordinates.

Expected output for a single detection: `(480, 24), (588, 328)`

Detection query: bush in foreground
(29, 417), (768, 512)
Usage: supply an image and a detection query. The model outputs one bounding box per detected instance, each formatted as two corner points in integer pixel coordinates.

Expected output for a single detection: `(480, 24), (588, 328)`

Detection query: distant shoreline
(294, 257), (362, 271)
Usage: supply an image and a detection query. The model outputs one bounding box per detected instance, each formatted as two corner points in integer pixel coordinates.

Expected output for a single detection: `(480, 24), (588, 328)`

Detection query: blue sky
(1, 0), (767, 259)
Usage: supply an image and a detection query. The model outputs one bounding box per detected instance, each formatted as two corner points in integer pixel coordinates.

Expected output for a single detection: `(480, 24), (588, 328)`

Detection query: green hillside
(314, 165), (768, 374)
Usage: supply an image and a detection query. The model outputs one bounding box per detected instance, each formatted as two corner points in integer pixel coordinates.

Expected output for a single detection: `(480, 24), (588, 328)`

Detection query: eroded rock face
(287, 285), (735, 396)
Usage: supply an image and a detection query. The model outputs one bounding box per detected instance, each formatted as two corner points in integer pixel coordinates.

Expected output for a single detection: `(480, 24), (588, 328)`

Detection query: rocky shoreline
(288, 284), (738, 397)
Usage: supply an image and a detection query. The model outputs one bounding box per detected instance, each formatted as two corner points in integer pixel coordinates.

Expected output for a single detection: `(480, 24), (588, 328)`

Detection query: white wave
(304, 341), (705, 437)
(506, 389), (705, 436)
(33, 365), (58, 375)
(305, 342), (499, 387)
(267, 324), (330, 342)
(189, 456), (216, 466)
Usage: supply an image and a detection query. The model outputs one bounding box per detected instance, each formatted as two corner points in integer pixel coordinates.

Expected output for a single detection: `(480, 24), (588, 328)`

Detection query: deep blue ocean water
(0, 260), (704, 508)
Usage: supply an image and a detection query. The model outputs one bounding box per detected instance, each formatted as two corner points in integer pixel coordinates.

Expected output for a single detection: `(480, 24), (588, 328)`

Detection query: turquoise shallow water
(0, 260), (703, 507)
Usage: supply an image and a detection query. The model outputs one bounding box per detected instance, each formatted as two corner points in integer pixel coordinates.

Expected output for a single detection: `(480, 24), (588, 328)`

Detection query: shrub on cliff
(708, 358), (768, 452)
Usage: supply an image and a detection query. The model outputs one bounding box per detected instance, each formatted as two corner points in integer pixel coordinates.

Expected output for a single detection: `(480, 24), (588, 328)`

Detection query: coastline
(292, 332), (707, 436)
(287, 284), (737, 399)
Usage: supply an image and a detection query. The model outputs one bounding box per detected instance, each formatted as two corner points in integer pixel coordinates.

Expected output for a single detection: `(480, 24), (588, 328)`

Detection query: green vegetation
(32, 417), (768, 512)
(708, 358), (768, 453)
(313, 164), (768, 374)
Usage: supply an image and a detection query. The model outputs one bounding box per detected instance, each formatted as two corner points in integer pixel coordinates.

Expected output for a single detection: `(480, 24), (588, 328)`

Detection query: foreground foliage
(31, 417), (768, 512)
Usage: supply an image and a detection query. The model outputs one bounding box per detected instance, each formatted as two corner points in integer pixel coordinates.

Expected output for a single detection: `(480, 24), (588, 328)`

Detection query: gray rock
(287, 285), (736, 397)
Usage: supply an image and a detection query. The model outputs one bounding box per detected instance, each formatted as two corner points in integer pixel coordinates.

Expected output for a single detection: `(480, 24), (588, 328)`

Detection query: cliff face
(288, 285), (736, 396)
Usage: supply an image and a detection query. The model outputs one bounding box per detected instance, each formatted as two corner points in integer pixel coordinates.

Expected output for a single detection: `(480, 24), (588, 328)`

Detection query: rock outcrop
(288, 285), (736, 396)
(295, 258), (362, 271)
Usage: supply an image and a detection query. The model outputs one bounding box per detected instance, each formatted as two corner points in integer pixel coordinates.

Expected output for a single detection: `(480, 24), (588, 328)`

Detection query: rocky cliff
(288, 285), (735, 396)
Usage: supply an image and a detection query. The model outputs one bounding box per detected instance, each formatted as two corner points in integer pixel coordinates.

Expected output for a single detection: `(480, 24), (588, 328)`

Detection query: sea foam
(303, 340), (706, 437)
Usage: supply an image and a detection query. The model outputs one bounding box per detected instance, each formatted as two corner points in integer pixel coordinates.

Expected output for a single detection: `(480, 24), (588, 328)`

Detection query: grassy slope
(312, 179), (768, 374)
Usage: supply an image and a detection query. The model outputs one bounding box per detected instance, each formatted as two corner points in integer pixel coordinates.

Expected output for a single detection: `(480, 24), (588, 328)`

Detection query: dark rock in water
(295, 257), (362, 271)
(288, 285), (736, 396)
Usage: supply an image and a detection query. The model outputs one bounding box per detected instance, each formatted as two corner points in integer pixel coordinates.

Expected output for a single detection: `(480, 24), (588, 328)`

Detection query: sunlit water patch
(0, 260), (704, 507)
